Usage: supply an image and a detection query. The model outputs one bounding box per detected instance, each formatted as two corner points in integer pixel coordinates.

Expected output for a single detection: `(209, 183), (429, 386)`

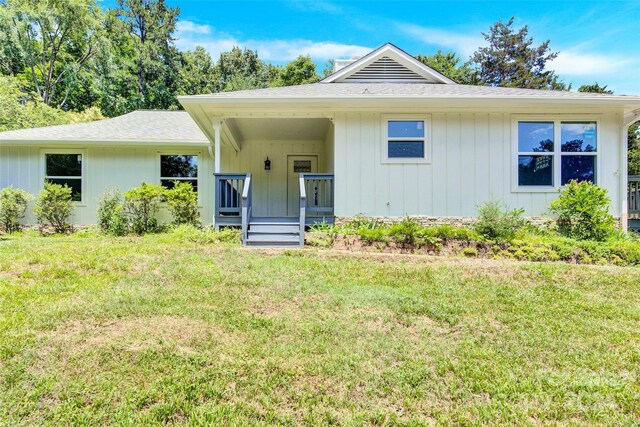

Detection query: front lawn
(0, 232), (639, 425)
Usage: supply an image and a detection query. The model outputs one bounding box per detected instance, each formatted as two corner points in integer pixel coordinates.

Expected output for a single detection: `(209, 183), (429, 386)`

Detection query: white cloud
(175, 33), (371, 62)
(548, 50), (634, 76)
(398, 23), (484, 57)
(176, 20), (212, 35)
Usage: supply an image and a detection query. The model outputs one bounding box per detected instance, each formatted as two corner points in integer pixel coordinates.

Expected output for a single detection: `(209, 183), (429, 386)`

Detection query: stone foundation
(334, 215), (556, 228)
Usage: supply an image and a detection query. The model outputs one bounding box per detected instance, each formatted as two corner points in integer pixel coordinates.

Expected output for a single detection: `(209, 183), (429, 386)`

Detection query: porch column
(212, 119), (222, 173)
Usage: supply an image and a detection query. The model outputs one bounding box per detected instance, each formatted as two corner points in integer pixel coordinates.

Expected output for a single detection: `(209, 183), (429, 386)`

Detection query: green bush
(549, 180), (616, 241)
(165, 181), (200, 226)
(123, 183), (164, 235)
(358, 227), (388, 244)
(0, 187), (31, 233)
(97, 189), (127, 235)
(473, 200), (527, 241)
(389, 216), (420, 244)
(34, 182), (74, 233)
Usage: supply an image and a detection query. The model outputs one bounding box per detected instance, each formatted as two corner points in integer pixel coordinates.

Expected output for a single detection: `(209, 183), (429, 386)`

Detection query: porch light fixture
(264, 157), (271, 171)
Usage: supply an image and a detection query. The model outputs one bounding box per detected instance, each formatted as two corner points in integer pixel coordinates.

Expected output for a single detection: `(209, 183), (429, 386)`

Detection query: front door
(287, 155), (318, 216)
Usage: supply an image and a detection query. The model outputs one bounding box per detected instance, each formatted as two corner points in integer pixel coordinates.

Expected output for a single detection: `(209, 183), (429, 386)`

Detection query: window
(44, 152), (83, 201)
(516, 119), (597, 189)
(160, 155), (198, 191)
(382, 116), (430, 162)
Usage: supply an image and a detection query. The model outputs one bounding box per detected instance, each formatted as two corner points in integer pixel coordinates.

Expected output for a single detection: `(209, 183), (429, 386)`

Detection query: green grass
(1, 230), (639, 425)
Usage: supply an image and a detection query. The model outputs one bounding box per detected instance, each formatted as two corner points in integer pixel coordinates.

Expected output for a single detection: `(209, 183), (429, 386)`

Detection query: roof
(180, 82), (636, 101)
(0, 110), (209, 145)
(321, 43), (456, 84)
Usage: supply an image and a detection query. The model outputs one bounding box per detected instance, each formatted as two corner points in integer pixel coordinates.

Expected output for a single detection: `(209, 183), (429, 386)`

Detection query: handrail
(241, 173), (252, 245)
(299, 173), (306, 246)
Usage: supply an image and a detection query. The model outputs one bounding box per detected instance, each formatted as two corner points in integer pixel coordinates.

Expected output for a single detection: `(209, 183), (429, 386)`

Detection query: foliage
(97, 188), (127, 235)
(34, 182), (74, 233)
(415, 50), (474, 84)
(164, 181), (200, 226)
(176, 46), (218, 96)
(577, 82), (613, 94)
(216, 46), (281, 92)
(628, 122), (640, 175)
(470, 17), (567, 90)
(472, 200), (527, 241)
(389, 216), (421, 244)
(0, 186), (31, 233)
(549, 180), (616, 241)
(123, 182), (164, 234)
(0, 0), (105, 108)
(277, 55), (320, 86)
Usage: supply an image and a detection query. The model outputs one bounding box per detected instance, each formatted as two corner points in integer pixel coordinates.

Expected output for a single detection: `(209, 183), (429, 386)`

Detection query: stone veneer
(335, 216), (556, 228)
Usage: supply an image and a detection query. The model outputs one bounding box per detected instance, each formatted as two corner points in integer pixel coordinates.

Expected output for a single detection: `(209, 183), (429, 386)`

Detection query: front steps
(245, 218), (302, 247)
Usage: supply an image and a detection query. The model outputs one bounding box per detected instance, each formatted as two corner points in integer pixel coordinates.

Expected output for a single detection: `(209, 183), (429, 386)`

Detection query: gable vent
(343, 56), (430, 83)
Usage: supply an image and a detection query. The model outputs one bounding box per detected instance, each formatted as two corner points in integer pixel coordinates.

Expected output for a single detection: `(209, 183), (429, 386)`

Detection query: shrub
(165, 181), (200, 226)
(389, 216), (420, 244)
(0, 187), (31, 233)
(358, 227), (388, 244)
(549, 180), (616, 241)
(34, 182), (74, 233)
(473, 200), (527, 241)
(123, 183), (164, 234)
(462, 247), (478, 257)
(97, 189), (126, 235)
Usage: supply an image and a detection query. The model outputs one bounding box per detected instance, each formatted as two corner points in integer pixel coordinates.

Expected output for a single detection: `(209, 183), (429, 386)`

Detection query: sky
(110, 0), (640, 94)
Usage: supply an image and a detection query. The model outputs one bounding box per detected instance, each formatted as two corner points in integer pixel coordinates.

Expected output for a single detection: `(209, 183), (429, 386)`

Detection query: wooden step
(249, 224), (300, 233)
(246, 233), (301, 247)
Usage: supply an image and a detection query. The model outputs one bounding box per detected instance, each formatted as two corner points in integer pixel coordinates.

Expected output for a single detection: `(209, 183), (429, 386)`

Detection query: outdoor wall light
(264, 157), (271, 171)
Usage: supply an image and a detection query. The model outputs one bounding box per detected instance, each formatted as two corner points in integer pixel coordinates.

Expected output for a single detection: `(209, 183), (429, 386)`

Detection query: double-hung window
(516, 119), (597, 189)
(160, 155), (199, 192)
(44, 152), (84, 202)
(383, 115), (430, 162)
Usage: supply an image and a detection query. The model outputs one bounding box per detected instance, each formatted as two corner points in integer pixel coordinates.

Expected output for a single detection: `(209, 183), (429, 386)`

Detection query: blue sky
(114, 0), (640, 94)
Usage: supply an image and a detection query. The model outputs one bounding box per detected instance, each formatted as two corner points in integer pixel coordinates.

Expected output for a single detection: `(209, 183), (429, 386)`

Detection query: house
(1, 43), (640, 246)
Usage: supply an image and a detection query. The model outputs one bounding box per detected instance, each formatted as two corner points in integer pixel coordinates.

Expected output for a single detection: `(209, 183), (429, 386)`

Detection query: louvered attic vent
(343, 56), (429, 83)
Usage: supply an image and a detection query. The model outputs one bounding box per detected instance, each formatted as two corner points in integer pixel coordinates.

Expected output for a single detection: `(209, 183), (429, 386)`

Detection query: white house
(1, 43), (640, 246)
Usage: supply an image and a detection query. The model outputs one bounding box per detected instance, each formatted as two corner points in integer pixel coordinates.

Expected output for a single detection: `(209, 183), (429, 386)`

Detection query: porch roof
(0, 110), (209, 145)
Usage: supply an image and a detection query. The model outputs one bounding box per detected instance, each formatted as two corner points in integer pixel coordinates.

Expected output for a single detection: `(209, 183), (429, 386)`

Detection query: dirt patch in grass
(38, 315), (239, 358)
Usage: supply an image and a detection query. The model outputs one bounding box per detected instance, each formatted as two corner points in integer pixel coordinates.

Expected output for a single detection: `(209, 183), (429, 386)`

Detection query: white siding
(334, 111), (622, 218)
(219, 139), (327, 217)
(0, 145), (214, 225)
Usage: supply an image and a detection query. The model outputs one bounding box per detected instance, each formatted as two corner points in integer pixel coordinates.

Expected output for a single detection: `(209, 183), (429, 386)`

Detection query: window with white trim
(160, 155), (198, 192)
(517, 120), (597, 188)
(44, 153), (83, 201)
(386, 119), (426, 159)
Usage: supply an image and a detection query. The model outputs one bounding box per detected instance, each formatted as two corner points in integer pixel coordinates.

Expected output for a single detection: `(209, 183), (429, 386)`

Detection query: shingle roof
(0, 110), (208, 143)
(182, 82), (634, 100)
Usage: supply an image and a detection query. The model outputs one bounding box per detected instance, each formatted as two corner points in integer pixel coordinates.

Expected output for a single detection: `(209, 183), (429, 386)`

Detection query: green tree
(176, 46), (218, 96)
(277, 55), (320, 86)
(470, 17), (566, 90)
(415, 50), (474, 85)
(0, 0), (104, 108)
(578, 82), (613, 94)
(111, 0), (180, 110)
(216, 47), (279, 92)
(322, 59), (335, 78)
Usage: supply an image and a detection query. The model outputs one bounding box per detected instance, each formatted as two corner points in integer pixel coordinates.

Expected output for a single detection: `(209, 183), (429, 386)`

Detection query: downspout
(621, 110), (640, 232)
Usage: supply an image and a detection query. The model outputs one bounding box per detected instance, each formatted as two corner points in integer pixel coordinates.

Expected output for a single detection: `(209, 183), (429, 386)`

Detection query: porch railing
(214, 173), (251, 231)
(629, 176), (640, 216)
(241, 174), (252, 244)
(300, 173), (334, 226)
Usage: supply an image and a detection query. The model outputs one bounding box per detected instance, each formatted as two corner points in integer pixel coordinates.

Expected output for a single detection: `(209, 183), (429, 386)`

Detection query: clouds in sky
(176, 20), (371, 62)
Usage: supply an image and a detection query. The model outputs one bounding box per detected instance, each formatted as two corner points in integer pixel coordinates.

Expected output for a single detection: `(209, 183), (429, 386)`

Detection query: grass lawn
(0, 232), (639, 426)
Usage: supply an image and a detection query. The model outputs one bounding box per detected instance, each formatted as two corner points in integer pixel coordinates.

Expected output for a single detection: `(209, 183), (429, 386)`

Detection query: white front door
(287, 155), (318, 216)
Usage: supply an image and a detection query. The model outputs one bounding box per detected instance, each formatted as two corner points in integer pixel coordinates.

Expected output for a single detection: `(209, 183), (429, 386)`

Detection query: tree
(415, 50), (474, 85)
(216, 47), (279, 92)
(578, 83), (613, 94)
(470, 17), (566, 90)
(111, 0), (180, 110)
(0, 0), (104, 107)
(176, 46), (218, 96)
(322, 59), (335, 78)
(277, 55), (320, 86)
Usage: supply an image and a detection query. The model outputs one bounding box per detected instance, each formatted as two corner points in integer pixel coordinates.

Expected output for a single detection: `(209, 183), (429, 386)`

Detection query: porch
(214, 172), (334, 246)
(209, 116), (335, 246)
(629, 175), (640, 232)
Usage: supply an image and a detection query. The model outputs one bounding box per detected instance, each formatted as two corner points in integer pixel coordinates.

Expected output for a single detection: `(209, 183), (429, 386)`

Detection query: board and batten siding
(333, 111), (622, 218)
(219, 138), (330, 217)
(0, 145), (214, 225)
